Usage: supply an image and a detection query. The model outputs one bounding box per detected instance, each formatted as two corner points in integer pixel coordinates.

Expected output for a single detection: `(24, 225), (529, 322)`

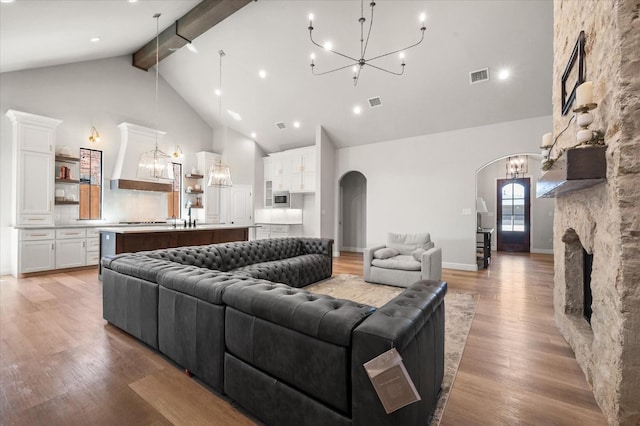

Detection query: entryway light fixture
(308, 0), (427, 86)
(506, 155), (528, 179)
(137, 13), (174, 182)
(208, 49), (232, 187)
(88, 126), (101, 143)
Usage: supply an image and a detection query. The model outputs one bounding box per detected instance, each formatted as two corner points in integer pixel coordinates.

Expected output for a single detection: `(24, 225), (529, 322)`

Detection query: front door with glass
(496, 178), (530, 252)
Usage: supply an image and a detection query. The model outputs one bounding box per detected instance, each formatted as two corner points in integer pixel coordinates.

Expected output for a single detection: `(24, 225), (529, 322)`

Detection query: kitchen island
(98, 224), (251, 277)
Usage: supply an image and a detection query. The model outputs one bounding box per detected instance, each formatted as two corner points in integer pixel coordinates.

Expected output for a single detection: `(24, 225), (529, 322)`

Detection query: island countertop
(98, 224), (256, 234)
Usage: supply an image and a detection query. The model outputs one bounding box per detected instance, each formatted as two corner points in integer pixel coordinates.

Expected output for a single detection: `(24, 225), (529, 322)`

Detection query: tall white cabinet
(6, 110), (61, 226)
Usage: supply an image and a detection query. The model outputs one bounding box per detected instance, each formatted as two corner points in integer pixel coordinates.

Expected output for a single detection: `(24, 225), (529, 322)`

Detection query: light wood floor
(0, 252), (606, 425)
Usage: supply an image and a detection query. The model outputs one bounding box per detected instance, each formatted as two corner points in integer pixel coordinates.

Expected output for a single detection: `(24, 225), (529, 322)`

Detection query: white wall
(335, 115), (552, 270)
(317, 126), (335, 240)
(476, 156), (554, 253)
(0, 55), (214, 274)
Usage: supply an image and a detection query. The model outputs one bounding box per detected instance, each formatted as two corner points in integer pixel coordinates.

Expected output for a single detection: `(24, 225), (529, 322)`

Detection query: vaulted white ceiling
(1, 0), (553, 153)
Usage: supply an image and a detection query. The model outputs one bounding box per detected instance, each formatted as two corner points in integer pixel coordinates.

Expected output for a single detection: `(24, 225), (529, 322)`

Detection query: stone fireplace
(552, 1), (640, 425)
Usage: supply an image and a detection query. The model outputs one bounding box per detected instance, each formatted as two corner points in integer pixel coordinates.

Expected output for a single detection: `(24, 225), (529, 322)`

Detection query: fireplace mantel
(536, 145), (607, 198)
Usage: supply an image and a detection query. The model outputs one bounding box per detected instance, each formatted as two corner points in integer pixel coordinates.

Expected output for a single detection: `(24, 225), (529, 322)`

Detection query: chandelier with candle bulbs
(308, 0), (427, 86)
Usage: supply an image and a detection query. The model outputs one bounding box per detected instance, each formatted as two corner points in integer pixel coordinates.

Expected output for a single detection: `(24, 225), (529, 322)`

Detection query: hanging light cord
(154, 13), (161, 155)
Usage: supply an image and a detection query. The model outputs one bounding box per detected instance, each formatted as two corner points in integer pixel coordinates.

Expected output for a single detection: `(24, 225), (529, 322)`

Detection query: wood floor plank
(130, 368), (256, 426)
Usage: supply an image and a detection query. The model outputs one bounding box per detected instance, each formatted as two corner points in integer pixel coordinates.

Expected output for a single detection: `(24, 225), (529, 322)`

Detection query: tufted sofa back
(145, 245), (224, 270)
(215, 240), (277, 271)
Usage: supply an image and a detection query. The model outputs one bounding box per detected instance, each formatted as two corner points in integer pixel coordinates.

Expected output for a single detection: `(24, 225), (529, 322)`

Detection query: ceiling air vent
(275, 122), (286, 130)
(470, 68), (490, 84)
(368, 97), (382, 108)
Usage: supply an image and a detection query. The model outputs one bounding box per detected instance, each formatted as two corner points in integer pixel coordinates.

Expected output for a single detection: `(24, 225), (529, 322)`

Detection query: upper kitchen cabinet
(6, 110), (62, 226)
(289, 146), (316, 174)
(271, 152), (290, 177)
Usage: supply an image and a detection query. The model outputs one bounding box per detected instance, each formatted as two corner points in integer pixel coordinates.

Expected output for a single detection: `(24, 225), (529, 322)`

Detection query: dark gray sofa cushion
(215, 240), (275, 271)
(157, 266), (250, 304)
(105, 254), (186, 283)
(222, 280), (375, 347)
(231, 253), (330, 288)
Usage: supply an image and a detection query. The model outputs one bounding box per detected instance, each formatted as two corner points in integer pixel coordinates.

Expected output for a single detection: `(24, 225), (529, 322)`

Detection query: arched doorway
(339, 171), (367, 252)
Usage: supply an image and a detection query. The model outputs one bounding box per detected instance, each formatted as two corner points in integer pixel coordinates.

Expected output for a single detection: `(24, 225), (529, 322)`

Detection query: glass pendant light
(137, 13), (174, 182)
(208, 49), (232, 187)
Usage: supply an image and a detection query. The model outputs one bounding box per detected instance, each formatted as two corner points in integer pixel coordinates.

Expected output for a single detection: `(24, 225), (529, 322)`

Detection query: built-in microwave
(273, 191), (290, 208)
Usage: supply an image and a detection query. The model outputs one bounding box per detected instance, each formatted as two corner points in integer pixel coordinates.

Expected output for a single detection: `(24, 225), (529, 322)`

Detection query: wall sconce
(172, 144), (184, 159)
(573, 81), (600, 144)
(506, 155), (528, 179)
(88, 126), (101, 143)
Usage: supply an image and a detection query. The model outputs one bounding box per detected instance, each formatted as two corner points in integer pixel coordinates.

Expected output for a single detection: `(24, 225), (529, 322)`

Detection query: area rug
(306, 274), (478, 425)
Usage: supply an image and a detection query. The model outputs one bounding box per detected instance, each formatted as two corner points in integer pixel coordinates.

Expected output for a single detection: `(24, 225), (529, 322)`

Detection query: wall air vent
(470, 68), (490, 84)
(275, 122), (286, 129)
(368, 97), (382, 108)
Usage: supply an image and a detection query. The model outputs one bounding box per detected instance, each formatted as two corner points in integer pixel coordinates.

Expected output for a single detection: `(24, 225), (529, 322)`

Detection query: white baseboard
(333, 250), (340, 257)
(442, 262), (479, 271)
(531, 248), (554, 254)
(341, 246), (364, 253)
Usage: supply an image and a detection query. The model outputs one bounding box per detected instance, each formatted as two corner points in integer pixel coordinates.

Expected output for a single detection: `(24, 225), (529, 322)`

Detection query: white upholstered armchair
(363, 232), (442, 288)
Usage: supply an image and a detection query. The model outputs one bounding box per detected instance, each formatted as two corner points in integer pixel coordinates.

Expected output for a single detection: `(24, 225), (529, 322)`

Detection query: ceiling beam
(132, 0), (253, 71)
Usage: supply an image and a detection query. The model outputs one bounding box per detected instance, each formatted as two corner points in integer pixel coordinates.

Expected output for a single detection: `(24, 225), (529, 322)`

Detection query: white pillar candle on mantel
(542, 132), (552, 147)
(576, 81), (593, 106)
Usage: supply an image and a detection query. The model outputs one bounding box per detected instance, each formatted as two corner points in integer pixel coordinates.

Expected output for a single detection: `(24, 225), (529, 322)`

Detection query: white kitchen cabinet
(16, 229), (56, 274)
(272, 174), (291, 191)
(289, 147), (316, 174)
(255, 224), (290, 239)
(263, 157), (273, 180)
(271, 152), (290, 177)
(290, 171), (316, 193)
(6, 110), (61, 226)
(55, 228), (87, 269)
(85, 228), (100, 265)
(55, 238), (86, 269)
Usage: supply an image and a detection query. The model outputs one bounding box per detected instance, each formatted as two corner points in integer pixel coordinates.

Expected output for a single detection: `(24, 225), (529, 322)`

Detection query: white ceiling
(0, 0), (553, 153)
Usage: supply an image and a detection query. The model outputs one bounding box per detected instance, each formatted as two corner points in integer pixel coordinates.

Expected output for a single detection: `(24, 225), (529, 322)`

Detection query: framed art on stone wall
(561, 31), (586, 116)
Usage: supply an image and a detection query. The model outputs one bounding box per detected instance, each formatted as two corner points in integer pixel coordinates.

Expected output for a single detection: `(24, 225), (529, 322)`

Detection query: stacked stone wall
(552, 1), (640, 424)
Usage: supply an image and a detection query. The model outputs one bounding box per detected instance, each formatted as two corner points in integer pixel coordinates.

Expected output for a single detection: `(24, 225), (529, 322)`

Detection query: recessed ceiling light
(227, 110), (242, 121)
(323, 41), (332, 51)
(498, 68), (510, 80)
(353, 106), (362, 115)
(90, 37), (101, 43)
(0, 0), (16, 3)
(128, 0), (138, 3)
(214, 89), (221, 96)
(250, 132), (257, 139)
(293, 121), (301, 128)
(258, 69), (267, 79)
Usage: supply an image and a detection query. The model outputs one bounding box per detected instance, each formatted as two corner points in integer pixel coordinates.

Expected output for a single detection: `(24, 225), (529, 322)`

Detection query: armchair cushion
(373, 247), (399, 259)
(371, 255), (421, 271)
(411, 248), (426, 261)
(387, 232), (433, 255)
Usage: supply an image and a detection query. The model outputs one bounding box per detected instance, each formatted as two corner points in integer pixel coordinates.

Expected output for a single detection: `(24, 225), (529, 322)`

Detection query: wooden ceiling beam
(132, 0), (252, 71)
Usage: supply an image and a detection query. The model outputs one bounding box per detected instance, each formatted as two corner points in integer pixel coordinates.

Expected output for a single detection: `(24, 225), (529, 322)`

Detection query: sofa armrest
(351, 280), (447, 425)
(300, 238), (333, 256)
(421, 247), (442, 281)
(363, 245), (386, 281)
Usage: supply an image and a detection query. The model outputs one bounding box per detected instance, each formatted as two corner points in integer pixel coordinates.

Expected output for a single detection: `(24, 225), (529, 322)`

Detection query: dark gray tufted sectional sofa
(102, 237), (447, 425)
